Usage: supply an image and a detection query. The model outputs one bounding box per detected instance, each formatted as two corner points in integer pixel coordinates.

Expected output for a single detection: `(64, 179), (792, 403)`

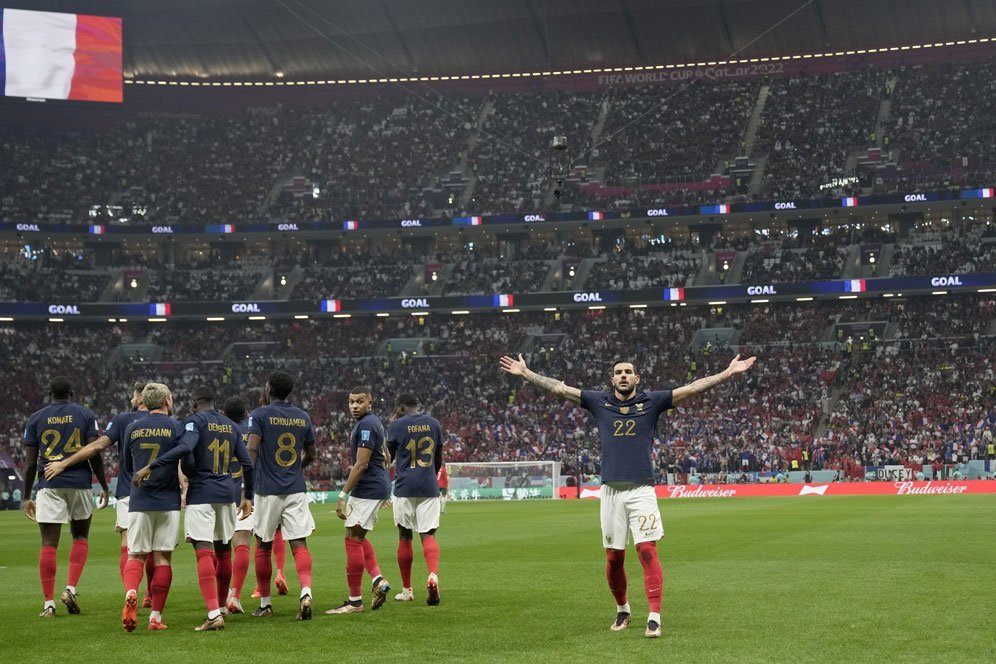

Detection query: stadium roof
(10, 0), (995, 81)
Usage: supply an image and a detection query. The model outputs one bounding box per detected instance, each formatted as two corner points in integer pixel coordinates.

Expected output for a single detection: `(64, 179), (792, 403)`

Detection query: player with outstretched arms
(499, 353), (756, 638)
(133, 386), (254, 632)
(387, 394), (444, 605)
(44, 381), (154, 604)
(22, 376), (107, 618)
(119, 383), (184, 632)
(327, 386), (393, 614)
(246, 371), (317, 620)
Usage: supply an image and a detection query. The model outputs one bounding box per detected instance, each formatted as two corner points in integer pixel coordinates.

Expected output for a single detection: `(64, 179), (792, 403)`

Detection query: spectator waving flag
(1, 9), (122, 102)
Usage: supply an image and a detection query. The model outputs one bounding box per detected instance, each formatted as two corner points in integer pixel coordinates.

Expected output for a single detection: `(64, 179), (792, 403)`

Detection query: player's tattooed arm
(499, 353), (582, 404)
(671, 354), (757, 406)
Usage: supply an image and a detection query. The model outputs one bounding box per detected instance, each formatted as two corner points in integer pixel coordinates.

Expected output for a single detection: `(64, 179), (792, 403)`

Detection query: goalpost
(445, 461), (561, 501)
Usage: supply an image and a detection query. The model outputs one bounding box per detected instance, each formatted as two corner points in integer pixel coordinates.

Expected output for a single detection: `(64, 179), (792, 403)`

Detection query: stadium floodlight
(446, 462), (561, 501)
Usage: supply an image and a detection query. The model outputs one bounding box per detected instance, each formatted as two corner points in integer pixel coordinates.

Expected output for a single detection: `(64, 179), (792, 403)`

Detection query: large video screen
(1, 8), (122, 103)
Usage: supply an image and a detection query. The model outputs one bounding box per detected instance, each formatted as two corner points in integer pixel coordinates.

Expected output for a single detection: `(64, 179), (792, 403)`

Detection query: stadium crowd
(1, 296), (991, 489)
(5, 59), (996, 225)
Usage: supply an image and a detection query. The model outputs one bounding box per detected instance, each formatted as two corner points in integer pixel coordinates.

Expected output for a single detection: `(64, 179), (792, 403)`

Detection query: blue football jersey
(579, 389), (673, 486)
(387, 414), (443, 498)
(105, 409), (148, 499)
(23, 401), (100, 490)
(248, 402), (315, 496)
(350, 412), (390, 500)
(123, 413), (185, 512)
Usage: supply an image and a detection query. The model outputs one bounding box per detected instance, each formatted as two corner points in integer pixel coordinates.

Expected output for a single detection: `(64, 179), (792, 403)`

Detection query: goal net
(445, 461), (561, 501)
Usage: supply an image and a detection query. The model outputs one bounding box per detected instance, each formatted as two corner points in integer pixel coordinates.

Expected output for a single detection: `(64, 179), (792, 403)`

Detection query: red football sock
(361, 538), (382, 580)
(636, 541), (663, 614)
(273, 529), (286, 573)
(292, 546), (312, 591)
(151, 565), (172, 613)
(605, 548), (628, 606)
(421, 535), (440, 576)
(39, 545), (58, 601)
(144, 556), (156, 596)
(231, 544), (251, 598)
(195, 549), (220, 612)
(397, 540), (414, 588)
(254, 546), (273, 600)
(215, 549), (232, 604)
(67, 539), (88, 588)
(119, 546), (128, 582)
(123, 558), (145, 594)
(345, 538), (365, 598)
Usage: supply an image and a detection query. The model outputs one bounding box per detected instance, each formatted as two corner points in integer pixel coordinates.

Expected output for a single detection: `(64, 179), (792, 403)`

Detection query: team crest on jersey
(620, 406), (630, 414)
(605, 535), (612, 545)
(636, 403), (644, 412)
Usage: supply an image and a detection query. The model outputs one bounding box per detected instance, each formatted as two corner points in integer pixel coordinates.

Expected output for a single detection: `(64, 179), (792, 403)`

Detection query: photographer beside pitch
(499, 353), (756, 638)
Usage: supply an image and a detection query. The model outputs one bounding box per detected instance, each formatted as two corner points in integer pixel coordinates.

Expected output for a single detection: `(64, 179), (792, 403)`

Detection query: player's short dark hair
(132, 380), (147, 394)
(396, 393), (418, 408)
(349, 385), (372, 397)
(49, 376), (73, 399)
(223, 396), (248, 423)
(190, 386), (215, 405)
(611, 360), (637, 373)
(268, 371), (294, 400)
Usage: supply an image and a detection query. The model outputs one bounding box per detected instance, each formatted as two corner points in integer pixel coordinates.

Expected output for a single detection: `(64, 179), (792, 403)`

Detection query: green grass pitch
(1, 496), (994, 663)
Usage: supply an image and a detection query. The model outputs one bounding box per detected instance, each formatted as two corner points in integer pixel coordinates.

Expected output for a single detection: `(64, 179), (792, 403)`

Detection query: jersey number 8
(275, 433), (298, 467)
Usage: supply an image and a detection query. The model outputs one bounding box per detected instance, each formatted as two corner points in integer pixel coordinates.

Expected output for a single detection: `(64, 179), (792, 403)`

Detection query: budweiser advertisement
(561, 480), (996, 500)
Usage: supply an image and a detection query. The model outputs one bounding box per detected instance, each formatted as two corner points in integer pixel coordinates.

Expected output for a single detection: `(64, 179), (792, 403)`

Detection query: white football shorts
(392, 496), (441, 533)
(184, 502), (236, 544)
(254, 493), (315, 542)
(127, 510), (180, 554)
(234, 503), (255, 532)
(36, 488), (93, 524)
(344, 496), (385, 532)
(115, 496), (131, 531)
(599, 482), (664, 550)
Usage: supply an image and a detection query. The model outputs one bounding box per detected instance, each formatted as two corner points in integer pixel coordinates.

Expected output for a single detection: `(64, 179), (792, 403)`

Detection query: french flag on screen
(321, 299), (342, 313)
(0, 9), (122, 102)
(205, 224), (235, 234)
(493, 294), (514, 307)
(343, 220), (358, 231)
(588, 211), (604, 221)
(977, 188), (994, 199)
(664, 287), (685, 301)
(842, 197), (859, 207)
(88, 224), (105, 235)
(455, 216), (483, 226)
(148, 303), (171, 316)
(845, 279), (867, 293)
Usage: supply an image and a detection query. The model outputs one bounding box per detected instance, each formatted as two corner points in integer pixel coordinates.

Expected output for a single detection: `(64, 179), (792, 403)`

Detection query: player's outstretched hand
(499, 353), (529, 377)
(725, 354), (757, 377)
(238, 498), (253, 520)
(43, 459), (66, 481)
(97, 489), (108, 510)
(23, 498), (36, 522)
(133, 465), (152, 488)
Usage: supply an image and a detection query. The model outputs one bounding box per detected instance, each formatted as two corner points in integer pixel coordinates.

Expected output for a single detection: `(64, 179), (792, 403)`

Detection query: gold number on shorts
(40, 429), (63, 460)
(637, 514), (659, 532)
(139, 442), (161, 464)
(404, 436), (435, 468)
(208, 438), (231, 474)
(612, 420), (636, 436)
(275, 432), (298, 468)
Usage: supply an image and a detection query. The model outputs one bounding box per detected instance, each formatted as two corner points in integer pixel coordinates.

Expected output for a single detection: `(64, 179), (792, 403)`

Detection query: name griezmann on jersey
(130, 427), (176, 440)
